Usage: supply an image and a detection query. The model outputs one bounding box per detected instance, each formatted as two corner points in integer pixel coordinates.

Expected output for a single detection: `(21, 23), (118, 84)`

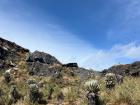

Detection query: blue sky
(0, 0), (140, 70)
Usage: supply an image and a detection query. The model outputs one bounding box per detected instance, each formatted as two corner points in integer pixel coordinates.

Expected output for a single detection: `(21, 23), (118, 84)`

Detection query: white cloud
(111, 43), (139, 58)
(80, 42), (140, 70)
(1, 13), (140, 71)
(1, 0), (140, 71)
(0, 11), (96, 68)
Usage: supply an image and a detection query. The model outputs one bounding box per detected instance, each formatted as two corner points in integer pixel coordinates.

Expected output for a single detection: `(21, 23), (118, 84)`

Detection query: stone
(62, 63), (78, 68)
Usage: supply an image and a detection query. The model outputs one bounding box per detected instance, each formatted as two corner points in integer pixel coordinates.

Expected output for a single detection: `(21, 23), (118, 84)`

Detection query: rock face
(26, 51), (94, 78)
(26, 51), (61, 65)
(0, 37), (95, 78)
(0, 37), (29, 69)
(102, 61), (140, 77)
(62, 63), (78, 68)
(26, 51), (62, 76)
(77, 68), (95, 79)
(0, 37), (29, 53)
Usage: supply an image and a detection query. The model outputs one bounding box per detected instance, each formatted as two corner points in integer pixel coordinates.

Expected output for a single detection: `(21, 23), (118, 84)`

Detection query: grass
(100, 77), (140, 105)
(0, 63), (140, 105)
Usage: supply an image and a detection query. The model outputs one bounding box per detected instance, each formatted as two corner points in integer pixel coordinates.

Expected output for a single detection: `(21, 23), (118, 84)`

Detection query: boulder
(62, 63), (78, 68)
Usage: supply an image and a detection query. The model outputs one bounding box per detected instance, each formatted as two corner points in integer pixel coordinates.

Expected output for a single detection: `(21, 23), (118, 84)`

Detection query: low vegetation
(0, 65), (139, 105)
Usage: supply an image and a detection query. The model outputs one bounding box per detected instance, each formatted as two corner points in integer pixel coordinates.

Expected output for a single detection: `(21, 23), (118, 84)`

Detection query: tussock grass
(0, 67), (139, 105)
(100, 77), (140, 105)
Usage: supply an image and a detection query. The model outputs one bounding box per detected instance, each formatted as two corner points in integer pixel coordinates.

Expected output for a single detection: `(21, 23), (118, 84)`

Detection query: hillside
(0, 37), (140, 105)
(0, 37), (94, 78)
(102, 61), (140, 77)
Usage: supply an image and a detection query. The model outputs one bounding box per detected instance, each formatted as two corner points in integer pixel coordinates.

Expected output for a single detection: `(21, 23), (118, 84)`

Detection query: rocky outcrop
(62, 63), (78, 68)
(26, 51), (61, 65)
(0, 37), (29, 69)
(27, 62), (51, 76)
(102, 61), (140, 76)
(0, 37), (96, 79)
(0, 37), (29, 61)
(76, 68), (95, 79)
(0, 37), (29, 53)
(26, 51), (62, 76)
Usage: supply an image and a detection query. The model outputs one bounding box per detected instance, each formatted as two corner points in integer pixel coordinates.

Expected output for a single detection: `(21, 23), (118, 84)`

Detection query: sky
(0, 0), (140, 70)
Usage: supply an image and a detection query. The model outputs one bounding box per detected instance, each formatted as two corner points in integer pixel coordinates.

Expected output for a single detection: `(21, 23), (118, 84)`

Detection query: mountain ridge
(0, 37), (94, 79)
(1, 37), (140, 77)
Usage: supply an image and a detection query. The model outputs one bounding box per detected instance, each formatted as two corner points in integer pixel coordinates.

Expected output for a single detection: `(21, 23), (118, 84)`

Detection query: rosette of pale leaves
(84, 80), (100, 93)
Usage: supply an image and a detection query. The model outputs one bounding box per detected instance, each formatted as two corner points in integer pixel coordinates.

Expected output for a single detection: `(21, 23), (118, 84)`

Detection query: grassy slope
(0, 61), (140, 105)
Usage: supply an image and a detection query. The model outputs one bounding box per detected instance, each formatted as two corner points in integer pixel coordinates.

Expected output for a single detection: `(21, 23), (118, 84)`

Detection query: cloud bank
(81, 42), (140, 70)
(1, 17), (140, 70)
(0, 0), (140, 70)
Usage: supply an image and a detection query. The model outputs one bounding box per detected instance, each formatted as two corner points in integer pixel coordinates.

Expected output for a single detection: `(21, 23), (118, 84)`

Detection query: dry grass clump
(100, 77), (140, 105)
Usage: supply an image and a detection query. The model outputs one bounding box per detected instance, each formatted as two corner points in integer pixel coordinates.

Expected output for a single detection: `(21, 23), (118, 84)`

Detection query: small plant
(9, 85), (22, 104)
(84, 80), (100, 105)
(47, 84), (54, 100)
(29, 83), (41, 103)
(105, 73), (116, 89)
(27, 79), (37, 85)
(4, 72), (11, 83)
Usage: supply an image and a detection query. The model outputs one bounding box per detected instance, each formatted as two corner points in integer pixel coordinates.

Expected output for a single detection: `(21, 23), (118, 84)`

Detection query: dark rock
(0, 37), (29, 70)
(130, 69), (140, 77)
(131, 61), (140, 67)
(63, 67), (96, 80)
(102, 61), (140, 77)
(0, 47), (8, 59)
(27, 61), (62, 76)
(26, 51), (62, 76)
(0, 37), (98, 78)
(62, 63), (78, 68)
(0, 37), (29, 53)
(0, 60), (4, 69)
(26, 53), (33, 62)
(38, 100), (48, 104)
(26, 51), (61, 65)
(27, 62), (49, 76)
